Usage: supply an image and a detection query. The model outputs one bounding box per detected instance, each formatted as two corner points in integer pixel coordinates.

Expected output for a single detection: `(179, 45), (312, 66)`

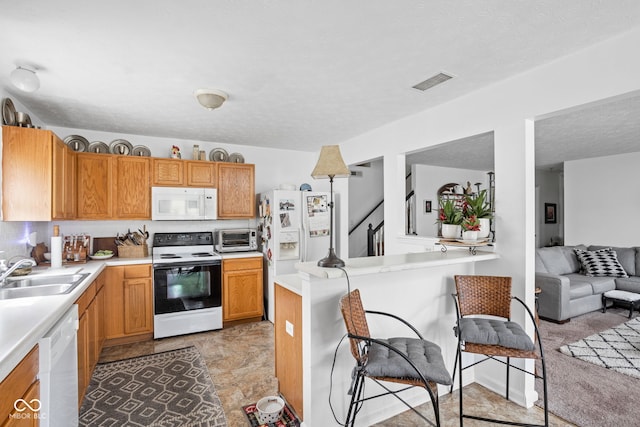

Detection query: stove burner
(192, 252), (215, 257)
(160, 254), (181, 259)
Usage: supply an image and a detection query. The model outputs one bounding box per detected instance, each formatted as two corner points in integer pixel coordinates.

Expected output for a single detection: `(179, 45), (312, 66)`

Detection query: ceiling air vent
(412, 72), (453, 91)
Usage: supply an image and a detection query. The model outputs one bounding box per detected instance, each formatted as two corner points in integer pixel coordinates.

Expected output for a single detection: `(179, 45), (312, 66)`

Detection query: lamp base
(317, 248), (345, 268)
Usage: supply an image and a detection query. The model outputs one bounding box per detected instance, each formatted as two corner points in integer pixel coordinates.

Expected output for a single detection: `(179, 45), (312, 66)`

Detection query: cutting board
(92, 237), (119, 256)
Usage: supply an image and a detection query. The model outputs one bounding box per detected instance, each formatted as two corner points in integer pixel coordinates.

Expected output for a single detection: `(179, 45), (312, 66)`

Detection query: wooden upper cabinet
(52, 137), (76, 220)
(153, 158), (217, 188)
(218, 163), (255, 218)
(187, 161), (217, 187)
(2, 126), (75, 221)
(76, 152), (114, 219)
(113, 156), (150, 219)
(152, 158), (185, 186)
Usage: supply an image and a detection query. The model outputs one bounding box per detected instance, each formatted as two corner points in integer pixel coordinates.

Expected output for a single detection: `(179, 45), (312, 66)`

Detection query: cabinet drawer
(223, 257), (262, 272)
(0, 345), (38, 422)
(124, 264), (151, 279)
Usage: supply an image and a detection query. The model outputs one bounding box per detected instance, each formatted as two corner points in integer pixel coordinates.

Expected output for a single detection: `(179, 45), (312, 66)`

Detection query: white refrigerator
(259, 190), (331, 321)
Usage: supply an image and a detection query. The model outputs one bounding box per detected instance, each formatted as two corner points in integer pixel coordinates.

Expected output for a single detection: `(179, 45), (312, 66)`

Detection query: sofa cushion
(588, 246), (636, 276)
(615, 276), (640, 293)
(537, 245), (586, 275)
(535, 251), (548, 273)
(575, 248), (629, 278)
(568, 280), (596, 299)
(569, 274), (616, 294)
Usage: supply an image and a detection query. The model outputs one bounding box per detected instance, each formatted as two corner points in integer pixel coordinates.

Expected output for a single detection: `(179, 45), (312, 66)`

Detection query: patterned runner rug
(559, 317), (640, 379)
(79, 346), (227, 426)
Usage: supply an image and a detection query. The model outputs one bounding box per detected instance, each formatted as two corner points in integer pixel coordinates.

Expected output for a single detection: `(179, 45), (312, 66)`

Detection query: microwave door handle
(199, 194), (205, 217)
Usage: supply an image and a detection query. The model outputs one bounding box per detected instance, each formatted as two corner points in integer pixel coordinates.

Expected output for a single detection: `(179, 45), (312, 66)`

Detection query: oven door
(153, 260), (221, 315)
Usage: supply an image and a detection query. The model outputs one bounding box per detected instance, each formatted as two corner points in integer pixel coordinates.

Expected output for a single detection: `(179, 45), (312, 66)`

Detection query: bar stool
(339, 289), (452, 426)
(451, 275), (549, 426)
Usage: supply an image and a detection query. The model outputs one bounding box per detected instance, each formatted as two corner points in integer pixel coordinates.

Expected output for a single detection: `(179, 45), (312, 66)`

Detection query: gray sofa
(535, 245), (640, 322)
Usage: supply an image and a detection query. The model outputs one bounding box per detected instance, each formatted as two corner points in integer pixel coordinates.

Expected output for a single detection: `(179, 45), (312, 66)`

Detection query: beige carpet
(537, 308), (640, 426)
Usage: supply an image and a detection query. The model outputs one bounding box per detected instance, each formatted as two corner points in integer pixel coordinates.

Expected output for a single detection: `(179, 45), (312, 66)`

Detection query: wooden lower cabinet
(0, 346), (39, 426)
(104, 265), (153, 345)
(274, 283), (303, 420)
(76, 271), (106, 406)
(222, 257), (263, 323)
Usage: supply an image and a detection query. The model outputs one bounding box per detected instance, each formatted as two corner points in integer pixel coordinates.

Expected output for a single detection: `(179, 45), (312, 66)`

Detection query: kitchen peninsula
(273, 249), (499, 426)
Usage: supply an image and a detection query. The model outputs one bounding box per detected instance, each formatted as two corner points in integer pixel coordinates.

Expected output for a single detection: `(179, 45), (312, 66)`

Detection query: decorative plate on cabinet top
(2, 97), (16, 125)
(64, 135), (89, 152)
(110, 139), (133, 155)
(131, 145), (151, 156)
(228, 152), (245, 163)
(87, 141), (110, 154)
(209, 148), (228, 162)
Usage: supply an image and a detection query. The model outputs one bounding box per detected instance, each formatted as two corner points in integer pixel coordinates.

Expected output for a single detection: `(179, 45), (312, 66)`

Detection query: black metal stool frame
(450, 293), (549, 427)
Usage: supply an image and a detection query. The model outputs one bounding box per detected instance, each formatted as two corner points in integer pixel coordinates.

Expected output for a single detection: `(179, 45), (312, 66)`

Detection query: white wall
(412, 164), (489, 237)
(336, 28), (640, 406)
(564, 151), (640, 246)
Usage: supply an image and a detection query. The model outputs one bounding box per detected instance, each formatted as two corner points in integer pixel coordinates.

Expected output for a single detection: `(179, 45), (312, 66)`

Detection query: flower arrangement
(464, 189), (492, 219)
(461, 215), (480, 231)
(437, 198), (463, 225)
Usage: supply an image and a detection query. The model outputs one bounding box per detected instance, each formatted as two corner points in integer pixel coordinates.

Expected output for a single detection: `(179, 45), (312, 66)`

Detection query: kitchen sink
(0, 273), (90, 300)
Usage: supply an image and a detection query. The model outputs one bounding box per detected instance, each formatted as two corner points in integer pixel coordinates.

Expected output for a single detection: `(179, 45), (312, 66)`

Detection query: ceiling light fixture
(10, 66), (40, 92)
(194, 89), (228, 110)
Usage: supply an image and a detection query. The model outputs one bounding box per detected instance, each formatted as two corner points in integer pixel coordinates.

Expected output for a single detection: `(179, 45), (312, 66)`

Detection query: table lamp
(311, 145), (350, 268)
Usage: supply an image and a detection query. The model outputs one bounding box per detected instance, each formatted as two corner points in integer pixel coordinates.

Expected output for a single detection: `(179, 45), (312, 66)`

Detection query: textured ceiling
(406, 92), (640, 171)
(1, 1), (640, 156)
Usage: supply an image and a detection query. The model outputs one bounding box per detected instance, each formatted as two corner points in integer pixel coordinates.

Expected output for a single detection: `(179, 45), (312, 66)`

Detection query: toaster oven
(214, 228), (258, 253)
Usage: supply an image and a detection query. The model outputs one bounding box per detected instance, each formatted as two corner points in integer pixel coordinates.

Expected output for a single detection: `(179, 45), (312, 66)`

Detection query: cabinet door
(76, 152), (113, 219)
(0, 346), (38, 425)
(223, 258), (263, 321)
(3, 380), (39, 427)
(52, 138), (66, 219)
(113, 156), (151, 219)
(275, 284), (303, 419)
(77, 310), (89, 406)
(1, 127), (53, 220)
(104, 266), (125, 340)
(217, 163), (255, 218)
(64, 146), (77, 219)
(152, 158), (185, 186)
(123, 277), (153, 335)
(187, 161), (217, 187)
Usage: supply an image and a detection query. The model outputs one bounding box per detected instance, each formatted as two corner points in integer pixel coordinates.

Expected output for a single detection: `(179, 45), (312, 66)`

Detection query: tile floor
(98, 320), (573, 426)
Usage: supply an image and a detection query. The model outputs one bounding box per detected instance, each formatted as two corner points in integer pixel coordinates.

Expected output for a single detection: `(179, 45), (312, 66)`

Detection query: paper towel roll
(51, 236), (62, 268)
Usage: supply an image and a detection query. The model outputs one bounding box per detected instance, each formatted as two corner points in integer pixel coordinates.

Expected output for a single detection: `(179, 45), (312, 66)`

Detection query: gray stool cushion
(365, 337), (452, 385)
(603, 290), (640, 302)
(458, 318), (534, 351)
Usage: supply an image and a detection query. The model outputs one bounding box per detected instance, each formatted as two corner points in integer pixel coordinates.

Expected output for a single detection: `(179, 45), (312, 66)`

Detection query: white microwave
(152, 187), (217, 221)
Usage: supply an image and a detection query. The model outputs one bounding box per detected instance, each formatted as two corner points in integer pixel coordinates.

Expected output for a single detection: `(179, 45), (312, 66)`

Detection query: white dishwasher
(39, 304), (79, 427)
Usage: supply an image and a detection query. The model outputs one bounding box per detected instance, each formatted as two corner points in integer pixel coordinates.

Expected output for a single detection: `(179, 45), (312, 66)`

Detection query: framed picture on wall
(544, 203), (557, 224)
(425, 200), (432, 213)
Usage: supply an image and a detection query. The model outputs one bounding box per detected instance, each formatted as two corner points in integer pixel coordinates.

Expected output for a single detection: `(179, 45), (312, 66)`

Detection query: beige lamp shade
(311, 145), (350, 179)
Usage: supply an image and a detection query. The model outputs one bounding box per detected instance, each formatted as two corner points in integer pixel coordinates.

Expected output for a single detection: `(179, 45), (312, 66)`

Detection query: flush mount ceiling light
(194, 89), (228, 110)
(10, 66), (40, 92)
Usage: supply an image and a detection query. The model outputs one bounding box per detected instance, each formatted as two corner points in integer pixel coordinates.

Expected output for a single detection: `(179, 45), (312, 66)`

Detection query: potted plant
(461, 214), (480, 241)
(437, 198), (463, 239)
(464, 190), (492, 238)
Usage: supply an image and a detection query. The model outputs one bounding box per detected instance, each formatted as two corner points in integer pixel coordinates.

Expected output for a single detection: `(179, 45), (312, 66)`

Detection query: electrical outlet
(285, 320), (294, 337)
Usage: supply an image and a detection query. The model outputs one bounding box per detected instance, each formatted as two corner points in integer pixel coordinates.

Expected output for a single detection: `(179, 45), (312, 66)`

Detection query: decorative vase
(462, 230), (478, 241)
(478, 218), (491, 238)
(441, 224), (461, 239)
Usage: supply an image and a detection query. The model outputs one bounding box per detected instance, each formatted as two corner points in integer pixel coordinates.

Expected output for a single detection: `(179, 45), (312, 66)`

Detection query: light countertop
(0, 257), (151, 383)
(295, 250), (499, 279)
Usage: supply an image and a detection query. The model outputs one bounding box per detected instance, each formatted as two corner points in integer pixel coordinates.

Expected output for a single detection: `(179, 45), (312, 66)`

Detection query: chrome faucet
(0, 258), (37, 285)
